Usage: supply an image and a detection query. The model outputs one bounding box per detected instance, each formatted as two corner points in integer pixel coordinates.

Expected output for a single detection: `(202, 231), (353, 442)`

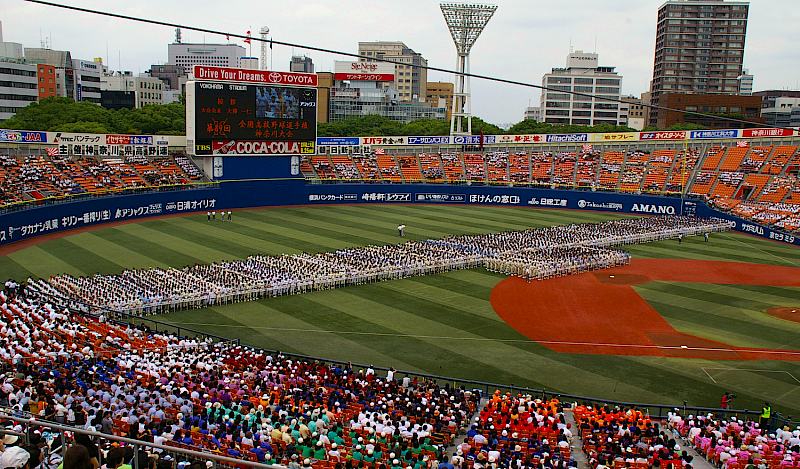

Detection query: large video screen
(190, 81), (317, 155)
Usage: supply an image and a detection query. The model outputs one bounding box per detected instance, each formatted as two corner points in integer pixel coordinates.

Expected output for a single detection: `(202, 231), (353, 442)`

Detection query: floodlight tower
(259, 26), (270, 70)
(440, 2), (497, 136)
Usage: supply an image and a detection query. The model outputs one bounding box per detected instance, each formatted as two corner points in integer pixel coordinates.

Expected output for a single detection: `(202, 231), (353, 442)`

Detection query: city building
(0, 58), (38, 120)
(168, 43), (246, 70)
(621, 96), (646, 130)
(23, 48), (74, 99)
(539, 50), (623, 126)
(648, 0), (750, 126)
(148, 64), (187, 91)
(327, 61), (444, 123)
(0, 42), (23, 60)
(316, 72), (333, 124)
(737, 68), (753, 95)
(72, 59), (103, 104)
(36, 64), (57, 99)
(101, 72), (163, 108)
(239, 57), (259, 70)
(162, 89), (182, 105)
(753, 90), (800, 128)
(358, 41), (427, 103)
(640, 91), (652, 128)
(290, 55), (314, 73)
(656, 93), (762, 128)
(425, 82), (454, 120)
(523, 106), (542, 122)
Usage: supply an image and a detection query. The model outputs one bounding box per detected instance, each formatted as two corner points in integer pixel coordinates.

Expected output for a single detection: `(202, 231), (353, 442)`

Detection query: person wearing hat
(313, 441), (326, 461)
(350, 445), (364, 461)
(0, 446), (30, 469)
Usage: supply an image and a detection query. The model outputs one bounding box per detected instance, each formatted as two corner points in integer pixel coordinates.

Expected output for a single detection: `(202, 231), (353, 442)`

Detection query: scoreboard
(186, 67), (318, 156)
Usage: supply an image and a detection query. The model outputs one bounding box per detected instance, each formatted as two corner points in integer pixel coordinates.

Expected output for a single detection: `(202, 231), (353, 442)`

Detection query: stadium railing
(0, 412), (278, 469)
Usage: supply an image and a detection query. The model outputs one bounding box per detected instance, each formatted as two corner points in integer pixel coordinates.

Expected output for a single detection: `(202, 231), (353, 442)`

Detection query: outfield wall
(1, 166), (797, 247)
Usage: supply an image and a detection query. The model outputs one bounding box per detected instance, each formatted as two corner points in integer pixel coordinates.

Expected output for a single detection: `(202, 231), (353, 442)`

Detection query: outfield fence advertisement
(2, 179), (798, 247)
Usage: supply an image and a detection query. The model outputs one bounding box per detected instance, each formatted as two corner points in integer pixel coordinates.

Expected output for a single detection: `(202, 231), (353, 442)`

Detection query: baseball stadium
(1, 2), (800, 469)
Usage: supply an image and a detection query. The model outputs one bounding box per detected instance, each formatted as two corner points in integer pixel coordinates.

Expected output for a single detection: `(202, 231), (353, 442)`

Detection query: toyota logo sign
(269, 72), (283, 83)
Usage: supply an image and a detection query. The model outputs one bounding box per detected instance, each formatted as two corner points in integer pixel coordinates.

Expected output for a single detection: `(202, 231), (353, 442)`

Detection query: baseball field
(2, 204), (799, 415)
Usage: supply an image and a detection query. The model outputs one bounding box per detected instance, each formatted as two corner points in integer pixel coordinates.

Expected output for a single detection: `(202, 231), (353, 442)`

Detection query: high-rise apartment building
(649, 0), (749, 126)
(358, 42), (427, 103)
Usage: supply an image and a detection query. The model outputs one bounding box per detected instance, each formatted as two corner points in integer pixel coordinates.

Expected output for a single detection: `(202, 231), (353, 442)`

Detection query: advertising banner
(546, 133), (589, 143)
(333, 61), (395, 82)
(193, 66), (318, 87)
(211, 140), (314, 155)
(690, 129), (739, 139)
(317, 137), (360, 146)
(639, 131), (687, 141)
(591, 132), (639, 142)
(741, 128), (795, 138)
(0, 130), (47, 143)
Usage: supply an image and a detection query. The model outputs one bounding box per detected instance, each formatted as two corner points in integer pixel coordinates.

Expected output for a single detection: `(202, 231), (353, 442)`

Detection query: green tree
(2, 97), (186, 135)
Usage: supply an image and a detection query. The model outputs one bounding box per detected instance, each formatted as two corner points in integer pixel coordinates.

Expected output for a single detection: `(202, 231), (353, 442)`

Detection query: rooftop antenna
(440, 2), (497, 136)
(175, 27), (182, 44)
(594, 35), (597, 53)
(569, 37), (573, 53)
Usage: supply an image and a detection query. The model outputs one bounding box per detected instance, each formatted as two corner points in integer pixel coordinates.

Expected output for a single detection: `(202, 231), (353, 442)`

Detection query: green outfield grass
(2, 205), (799, 415)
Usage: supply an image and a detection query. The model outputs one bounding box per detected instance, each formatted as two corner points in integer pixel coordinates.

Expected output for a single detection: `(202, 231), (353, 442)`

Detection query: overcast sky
(4, 0), (799, 125)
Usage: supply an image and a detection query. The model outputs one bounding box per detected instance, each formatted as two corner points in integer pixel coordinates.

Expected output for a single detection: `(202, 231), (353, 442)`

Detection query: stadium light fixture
(440, 2), (497, 137)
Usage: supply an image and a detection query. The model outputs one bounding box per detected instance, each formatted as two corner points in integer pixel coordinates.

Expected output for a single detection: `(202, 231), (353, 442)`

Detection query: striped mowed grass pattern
(2, 205), (799, 414)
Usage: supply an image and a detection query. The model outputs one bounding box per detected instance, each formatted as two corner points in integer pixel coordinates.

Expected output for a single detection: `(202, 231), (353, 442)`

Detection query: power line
(22, 0), (787, 131)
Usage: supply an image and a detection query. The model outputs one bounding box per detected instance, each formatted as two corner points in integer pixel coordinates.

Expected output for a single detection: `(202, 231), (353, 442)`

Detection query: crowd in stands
(0, 284), (479, 469)
(576, 404), (691, 469)
(668, 411), (800, 469)
(39, 217), (730, 315)
(0, 152), (205, 209)
(304, 143), (800, 234)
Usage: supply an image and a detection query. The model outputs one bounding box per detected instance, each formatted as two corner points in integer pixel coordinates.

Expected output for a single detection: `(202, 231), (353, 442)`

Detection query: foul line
(169, 322), (800, 357)
(702, 368), (718, 384)
(702, 367), (800, 384)
(720, 232), (799, 267)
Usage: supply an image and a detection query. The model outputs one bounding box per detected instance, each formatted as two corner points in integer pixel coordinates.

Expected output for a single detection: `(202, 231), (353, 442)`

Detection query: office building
(621, 96), (646, 130)
(101, 72), (163, 108)
(358, 41), (427, 103)
(0, 58), (38, 120)
(540, 50), (623, 126)
(36, 64), (57, 99)
(148, 64), (187, 91)
(425, 82), (454, 120)
(754, 90), (800, 128)
(649, 0), (750, 126)
(290, 55), (314, 73)
(327, 61), (444, 123)
(23, 48), (74, 99)
(169, 43), (246, 70)
(523, 106), (542, 122)
(72, 59), (103, 104)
